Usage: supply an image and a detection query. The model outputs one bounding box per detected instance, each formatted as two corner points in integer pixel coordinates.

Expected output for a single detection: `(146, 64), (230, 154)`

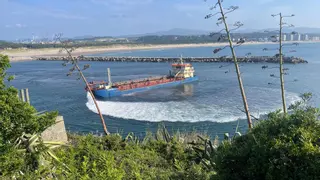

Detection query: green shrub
(214, 108), (320, 180)
(0, 54), (58, 144)
(0, 54), (58, 177)
(51, 134), (213, 180)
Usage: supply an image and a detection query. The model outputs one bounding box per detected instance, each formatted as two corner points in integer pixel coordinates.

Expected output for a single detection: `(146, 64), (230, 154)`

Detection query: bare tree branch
(205, 12), (220, 19)
(54, 34), (111, 135)
(237, 107), (260, 121)
(209, 29), (225, 36)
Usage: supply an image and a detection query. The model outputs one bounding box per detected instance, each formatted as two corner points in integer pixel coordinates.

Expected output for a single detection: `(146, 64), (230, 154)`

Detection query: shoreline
(1, 41), (318, 62)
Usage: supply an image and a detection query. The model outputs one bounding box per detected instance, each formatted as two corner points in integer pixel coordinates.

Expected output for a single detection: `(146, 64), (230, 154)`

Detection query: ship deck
(87, 76), (185, 91)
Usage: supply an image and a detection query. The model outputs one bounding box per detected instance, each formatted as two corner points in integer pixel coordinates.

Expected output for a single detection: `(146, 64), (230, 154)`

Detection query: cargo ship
(86, 58), (198, 98)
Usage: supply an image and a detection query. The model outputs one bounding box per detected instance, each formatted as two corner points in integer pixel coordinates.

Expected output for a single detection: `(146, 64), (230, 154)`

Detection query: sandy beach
(0, 41), (316, 62)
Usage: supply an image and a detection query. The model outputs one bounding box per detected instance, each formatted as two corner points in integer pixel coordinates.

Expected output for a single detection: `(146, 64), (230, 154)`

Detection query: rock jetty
(35, 56), (308, 64)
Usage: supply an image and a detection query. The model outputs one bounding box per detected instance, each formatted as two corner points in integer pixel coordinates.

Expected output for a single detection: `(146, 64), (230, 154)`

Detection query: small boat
(86, 57), (198, 98)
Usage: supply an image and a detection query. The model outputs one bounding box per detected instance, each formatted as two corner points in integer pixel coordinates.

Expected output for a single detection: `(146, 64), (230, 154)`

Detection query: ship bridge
(171, 56), (195, 78)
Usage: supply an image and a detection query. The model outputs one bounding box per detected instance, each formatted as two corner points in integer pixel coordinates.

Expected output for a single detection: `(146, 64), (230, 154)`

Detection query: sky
(1, 0), (320, 40)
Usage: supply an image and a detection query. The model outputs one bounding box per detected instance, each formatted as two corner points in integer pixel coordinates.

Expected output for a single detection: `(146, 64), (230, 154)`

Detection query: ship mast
(180, 54), (184, 64)
(107, 68), (112, 86)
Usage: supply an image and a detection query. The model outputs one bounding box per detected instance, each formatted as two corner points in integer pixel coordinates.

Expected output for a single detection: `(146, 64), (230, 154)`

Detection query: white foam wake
(86, 93), (246, 123)
(85, 90), (301, 123)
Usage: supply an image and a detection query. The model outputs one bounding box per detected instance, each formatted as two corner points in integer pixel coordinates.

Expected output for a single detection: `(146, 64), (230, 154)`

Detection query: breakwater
(35, 56), (308, 64)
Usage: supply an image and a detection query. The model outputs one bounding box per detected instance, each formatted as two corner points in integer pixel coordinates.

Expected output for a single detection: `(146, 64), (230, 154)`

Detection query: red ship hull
(88, 76), (184, 91)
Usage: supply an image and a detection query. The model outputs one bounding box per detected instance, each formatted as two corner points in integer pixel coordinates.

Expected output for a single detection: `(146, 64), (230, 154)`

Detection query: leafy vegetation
(0, 55), (58, 143)
(0, 54), (58, 177)
(212, 103), (320, 180)
(2, 129), (215, 179)
(48, 133), (214, 180)
(4, 105), (320, 179)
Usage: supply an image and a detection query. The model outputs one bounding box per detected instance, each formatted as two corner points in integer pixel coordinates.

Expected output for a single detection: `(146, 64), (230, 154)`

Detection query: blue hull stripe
(93, 76), (199, 98)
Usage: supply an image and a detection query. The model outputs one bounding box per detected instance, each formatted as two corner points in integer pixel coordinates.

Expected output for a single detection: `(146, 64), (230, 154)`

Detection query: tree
(204, 0), (253, 129)
(0, 54), (59, 176)
(214, 106), (320, 180)
(0, 54), (58, 144)
(263, 13), (296, 114)
(54, 34), (110, 135)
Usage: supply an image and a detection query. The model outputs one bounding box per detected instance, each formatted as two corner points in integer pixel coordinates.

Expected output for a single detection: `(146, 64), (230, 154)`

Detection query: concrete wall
(41, 116), (68, 143)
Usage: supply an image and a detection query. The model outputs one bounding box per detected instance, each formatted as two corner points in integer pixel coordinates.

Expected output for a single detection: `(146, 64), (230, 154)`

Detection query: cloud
(11, 11), (23, 15)
(4, 0), (88, 20)
(41, 10), (88, 20)
(10, 8), (88, 20)
(15, 23), (25, 28)
(90, 0), (153, 9)
(109, 14), (129, 19)
(186, 13), (194, 18)
(268, 6), (293, 15)
(174, 3), (207, 12)
(5, 23), (27, 28)
(257, 0), (276, 5)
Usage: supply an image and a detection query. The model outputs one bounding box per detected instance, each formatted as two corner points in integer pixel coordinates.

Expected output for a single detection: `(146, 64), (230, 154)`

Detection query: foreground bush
(214, 108), (320, 180)
(0, 54), (58, 176)
(1, 128), (215, 179)
(17, 133), (212, 180)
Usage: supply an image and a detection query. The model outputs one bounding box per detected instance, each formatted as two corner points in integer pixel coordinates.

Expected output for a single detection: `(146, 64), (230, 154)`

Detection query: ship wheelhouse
(171, 61), (195, 79)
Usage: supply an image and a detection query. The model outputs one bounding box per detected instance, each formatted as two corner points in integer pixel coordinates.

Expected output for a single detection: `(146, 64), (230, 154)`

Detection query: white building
(290, 34), (294, 41)
(283, 34), (287, 41)
(298, 34), (301, 41)
(305, 34), (309, 41)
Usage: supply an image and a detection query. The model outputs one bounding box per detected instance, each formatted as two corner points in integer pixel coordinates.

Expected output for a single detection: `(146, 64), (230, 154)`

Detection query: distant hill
(118, 28), (211, 38)
(4, 27), (320, 43)
(73, 35), (96, 40)
(117, 27), (320, 38)
(50, 27), (320, 41)
(72, 35), (114, 41)
(150, 28), (210, 36)
(241, 27), (320, 34)
(288, 27), (320, 34)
